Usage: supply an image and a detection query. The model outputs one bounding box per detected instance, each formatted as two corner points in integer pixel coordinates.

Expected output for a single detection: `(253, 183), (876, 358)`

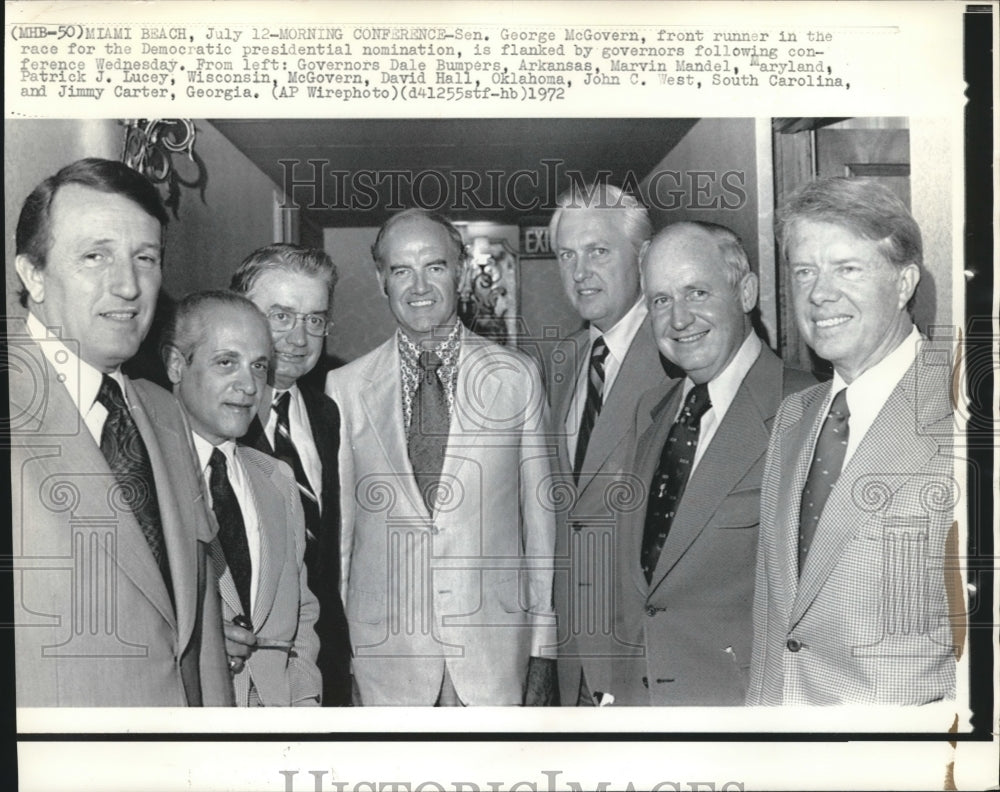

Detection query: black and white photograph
(4, 2), (996, 791)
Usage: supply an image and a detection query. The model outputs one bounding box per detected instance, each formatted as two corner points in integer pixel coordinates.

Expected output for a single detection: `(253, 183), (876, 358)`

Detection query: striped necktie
(573, 335), (609, 482)
(272, 391), (320, 545)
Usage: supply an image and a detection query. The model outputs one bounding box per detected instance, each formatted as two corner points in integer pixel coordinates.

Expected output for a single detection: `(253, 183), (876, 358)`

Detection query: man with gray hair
(749, 178), (958, 705)
(545, 183), (672, 705)
(613, 221), (813, 704)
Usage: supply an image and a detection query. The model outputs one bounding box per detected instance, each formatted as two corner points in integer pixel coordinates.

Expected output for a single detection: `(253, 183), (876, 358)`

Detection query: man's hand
(523, 656), (557, 706)
(224, 619), (257, 675)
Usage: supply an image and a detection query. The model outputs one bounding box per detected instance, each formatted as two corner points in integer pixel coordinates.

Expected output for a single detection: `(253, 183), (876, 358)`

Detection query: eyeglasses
(266, 309), (329, 337)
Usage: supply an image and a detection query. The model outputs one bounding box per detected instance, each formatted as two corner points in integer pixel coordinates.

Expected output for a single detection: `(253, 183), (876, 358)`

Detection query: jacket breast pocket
(709, 487), (761, 529)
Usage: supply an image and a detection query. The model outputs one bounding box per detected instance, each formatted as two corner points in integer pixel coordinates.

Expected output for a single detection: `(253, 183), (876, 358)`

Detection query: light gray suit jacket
(207, 446), (321, 706)
(326, 329), (557, 705)
(544, 317), (672, 705)
(748, 348), (958, 704)
(10, 333), (232, 706)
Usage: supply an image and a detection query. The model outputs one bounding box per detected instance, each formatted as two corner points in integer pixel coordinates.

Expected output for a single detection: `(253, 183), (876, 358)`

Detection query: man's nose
(108, 260), (140, 300)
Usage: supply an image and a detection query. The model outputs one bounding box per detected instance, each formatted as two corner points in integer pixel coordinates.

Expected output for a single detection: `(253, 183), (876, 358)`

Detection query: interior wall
(5, 120), (122, 318)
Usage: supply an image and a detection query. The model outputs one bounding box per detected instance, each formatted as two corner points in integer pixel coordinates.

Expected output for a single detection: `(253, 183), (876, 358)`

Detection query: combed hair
(548, 182), (652, 257)
(775, 177), (923, 270)
(370, 208), (466, 273)
(160, 290), (266, 366)
(15, 157), (169, 307)
(676, 220), (751, 287)
(229, 243), (338, 312)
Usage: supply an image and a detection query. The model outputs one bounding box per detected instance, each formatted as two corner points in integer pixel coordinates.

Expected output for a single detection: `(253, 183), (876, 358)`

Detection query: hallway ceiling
(211, 118), (698, 229)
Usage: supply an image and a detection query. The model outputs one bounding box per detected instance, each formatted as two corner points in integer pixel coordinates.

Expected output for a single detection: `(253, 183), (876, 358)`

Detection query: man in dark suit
(614, 221), (814, 705)
(164, 291), (321, 706)
(9, 158), (231, 706)
(230, 244), (352, 705)
(544, 183), (672, 705)
(749, 178), (959, 705)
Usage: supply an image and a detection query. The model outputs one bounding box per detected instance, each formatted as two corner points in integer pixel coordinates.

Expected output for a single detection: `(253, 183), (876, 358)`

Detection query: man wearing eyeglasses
(230, 244), (352, 706)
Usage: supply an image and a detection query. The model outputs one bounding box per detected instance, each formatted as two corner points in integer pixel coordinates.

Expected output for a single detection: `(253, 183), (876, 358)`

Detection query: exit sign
(520, 226), (552, 258)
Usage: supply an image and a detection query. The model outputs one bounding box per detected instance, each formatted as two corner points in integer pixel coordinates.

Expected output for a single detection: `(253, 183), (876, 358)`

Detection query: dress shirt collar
(192, 432), (239, 474)
(589, 297), (647, 364)
(679, 330), (762, 422)
(25, 308), (125, 412)
(829, 325), (921, 454)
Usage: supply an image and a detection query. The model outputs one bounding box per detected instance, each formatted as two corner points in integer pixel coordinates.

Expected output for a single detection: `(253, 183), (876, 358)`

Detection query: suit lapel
(628, 380), (683, 595)
(649, 351), (776, 593)
(242, 451), (286, 628)
(791, 364), (940, 624)
(360, 338), (426, 515)
(577, 317), (662, 494)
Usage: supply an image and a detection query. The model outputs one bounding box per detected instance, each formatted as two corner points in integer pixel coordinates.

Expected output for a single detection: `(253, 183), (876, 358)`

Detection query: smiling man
(613, 221), (813, 705)
(749, 178), (959, 705)
(325, 209), (557, 706)
(545, 183), (672, 706)
(231, 244), (352, 706)
(10, 158), (231, 706)
(164, 291), (321, 706)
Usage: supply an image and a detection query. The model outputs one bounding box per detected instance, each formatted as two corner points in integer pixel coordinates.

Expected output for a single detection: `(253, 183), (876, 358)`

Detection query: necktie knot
(96, 373), (127, 413)
(418, 350), (443, 383)
(272, 390), (292, 421)
(208, 447), (227, 476)
(829, 388), (850, 421)
(681, 383), (712, 424)
(590, 335), (609, 368)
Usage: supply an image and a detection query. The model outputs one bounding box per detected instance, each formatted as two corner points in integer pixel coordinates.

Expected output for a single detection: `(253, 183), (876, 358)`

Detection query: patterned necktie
(407, 350), (450, 512)
(208, 448), (253, 617)
(271, 391), (321, 550)
(798, 388), (850, 574)
(640, 383), (713, 584)
(573, 335), (609, 481)
(96, 374), (173, 602)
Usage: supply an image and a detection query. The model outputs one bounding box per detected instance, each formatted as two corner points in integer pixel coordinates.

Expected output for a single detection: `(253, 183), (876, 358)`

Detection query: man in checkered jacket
(748, 177), (959, 705)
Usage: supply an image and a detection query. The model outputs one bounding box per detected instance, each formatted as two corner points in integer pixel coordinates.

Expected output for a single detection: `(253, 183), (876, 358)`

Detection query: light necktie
(640, 383), (712, 584)
(573, 335), (609, 481)
(798, 388), (850, 573)
(407, 350), (450, 512)
(271, 391), (321, 551)
(208, 448), (253, 617)
(96, 374), (173, 603)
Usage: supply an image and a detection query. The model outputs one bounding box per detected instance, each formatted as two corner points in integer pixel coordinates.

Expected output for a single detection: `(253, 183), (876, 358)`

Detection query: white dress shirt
(25, 309), (126, 445)
(675, 331), (763, 473)
(263, 384), (323, 510)
(194, 434), (261, 609)
(565, 298), (649, 460)
(827, 325), (922, 471)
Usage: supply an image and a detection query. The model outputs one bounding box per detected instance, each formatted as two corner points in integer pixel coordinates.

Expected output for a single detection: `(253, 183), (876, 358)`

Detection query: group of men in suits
(10, 156), (958, 708)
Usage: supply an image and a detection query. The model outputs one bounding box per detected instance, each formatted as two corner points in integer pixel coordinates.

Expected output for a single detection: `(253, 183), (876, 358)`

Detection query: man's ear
(164, 345), (186, 386)
(15, 255), (45, 304)
(375, 268), (388, 297)
(896, 262), (921, 309)
(739, 271), (759, 313)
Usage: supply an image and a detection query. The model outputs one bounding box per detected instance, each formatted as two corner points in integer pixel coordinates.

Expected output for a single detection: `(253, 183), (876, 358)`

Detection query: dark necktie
(96, 374), (173, 602)
(798, 388), (850, 573)
(573, 335), (609, 481)
(640, 383), (712, 584)
(407, 350), (450, 512)
(208, 448), (253, 617)
(271, 391), (321, 551)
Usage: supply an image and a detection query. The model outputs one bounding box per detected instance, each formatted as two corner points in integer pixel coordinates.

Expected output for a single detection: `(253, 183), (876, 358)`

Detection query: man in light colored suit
(749, 177), (958, 705)
(613, 222), (814, 705)
(232, 244), (352, 706)
(10, 158), (231, 706)
(326, 209), (556, 706)
(544, 183), (672, 706)
(164, 291), (322, 706)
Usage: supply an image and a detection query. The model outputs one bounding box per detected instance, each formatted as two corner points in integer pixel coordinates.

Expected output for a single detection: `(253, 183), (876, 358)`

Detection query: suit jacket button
(645, 606), (657, 617)
(430, 525), (441, 535)
(571, 522), (583, 532)
(786, 637), (802, 652)
(642, 676), (649, 688)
